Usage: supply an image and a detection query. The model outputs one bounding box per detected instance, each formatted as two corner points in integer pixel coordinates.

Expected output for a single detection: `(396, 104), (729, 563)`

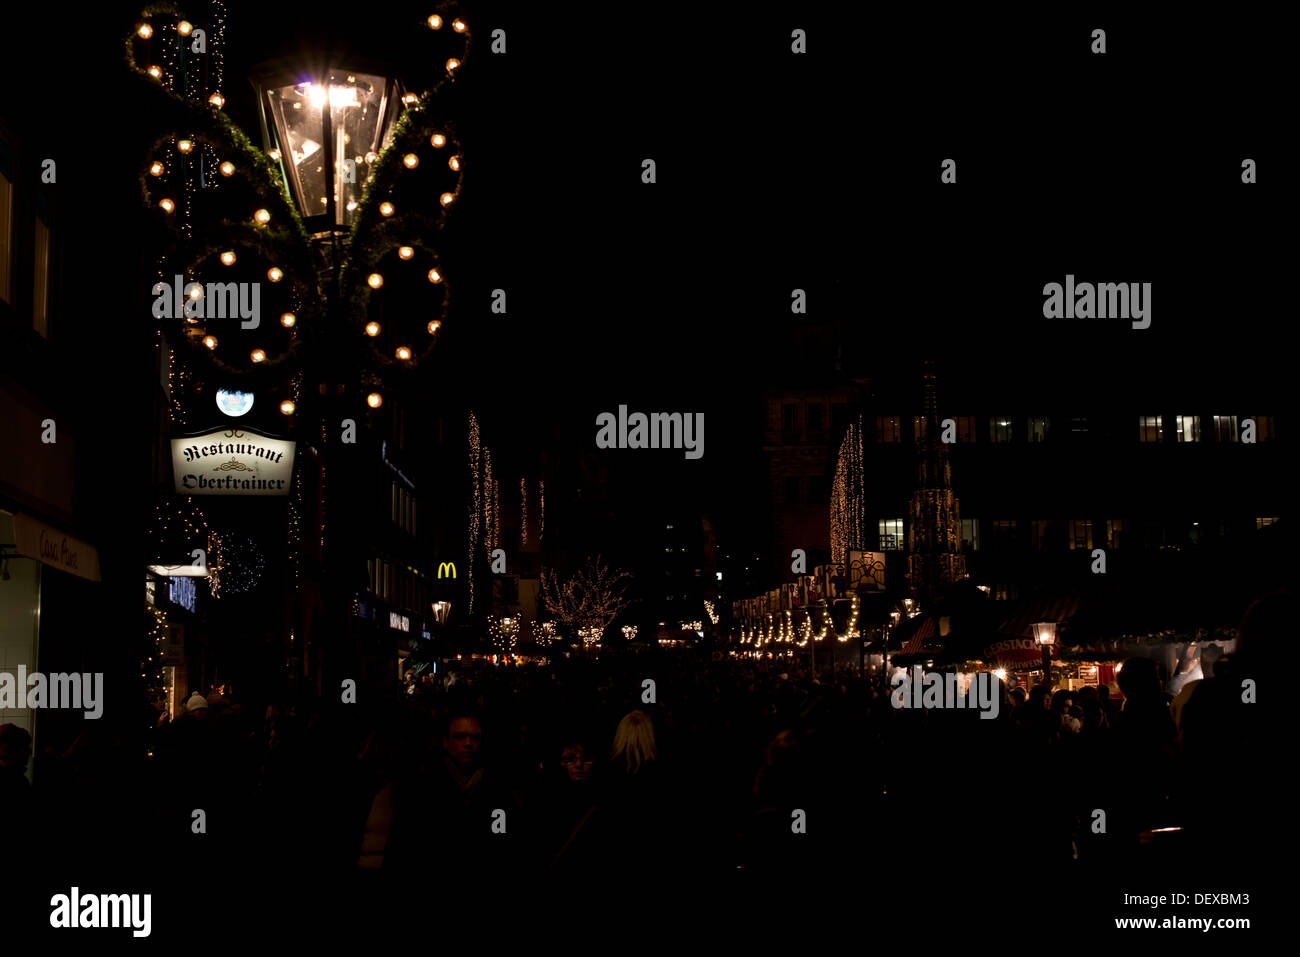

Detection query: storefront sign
(389, 612), (410, 632)
(13, 513), (101, 582)
(171, 427), (296, 496)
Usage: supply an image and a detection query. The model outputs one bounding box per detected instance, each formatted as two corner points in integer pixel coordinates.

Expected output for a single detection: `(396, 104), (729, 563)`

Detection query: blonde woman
(609, 710), (657, 774)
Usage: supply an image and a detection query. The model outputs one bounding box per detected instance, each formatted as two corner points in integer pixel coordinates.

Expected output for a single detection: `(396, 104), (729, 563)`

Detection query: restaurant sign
(171, 427), (296, 496)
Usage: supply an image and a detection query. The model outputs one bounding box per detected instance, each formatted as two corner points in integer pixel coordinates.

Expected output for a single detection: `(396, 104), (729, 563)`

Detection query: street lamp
(1032, 618), (1057, 688)
(253, 63), (405, 232)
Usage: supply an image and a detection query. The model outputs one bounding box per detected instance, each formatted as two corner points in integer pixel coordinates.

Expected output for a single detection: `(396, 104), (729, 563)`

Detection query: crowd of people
(0, 593), (1279, 915)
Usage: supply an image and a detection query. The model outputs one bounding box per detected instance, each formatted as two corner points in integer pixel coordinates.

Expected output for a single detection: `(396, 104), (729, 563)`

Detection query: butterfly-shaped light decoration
(127, 3), (470, 401)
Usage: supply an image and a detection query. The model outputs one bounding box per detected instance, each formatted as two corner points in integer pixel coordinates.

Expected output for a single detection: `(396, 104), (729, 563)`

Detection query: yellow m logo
(437, 562), (457, 579)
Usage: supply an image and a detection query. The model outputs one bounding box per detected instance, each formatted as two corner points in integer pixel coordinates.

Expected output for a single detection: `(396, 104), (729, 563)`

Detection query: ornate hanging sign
(170, 427), (296, 495)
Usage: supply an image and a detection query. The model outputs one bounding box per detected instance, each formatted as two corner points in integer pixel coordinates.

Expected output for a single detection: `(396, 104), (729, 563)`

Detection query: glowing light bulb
(209, 93), (225, 108)
(379, 202), (394, 216)
(148, 66), (162, 78)
(365, 322), (381, 336)
(403, 153), (419, 168)
(367, 393), (383, 408)
(189, 285), (203, 299)
(177, 140), (193, 153)
(280, 400), (295, 415)
(449, 155), (460, 171)
(427, 15), (442, 29)
(220, 251), (236, 266)
(367, 273), (384, 289)
(280, 313), (296, 328)
(254, 208), (271, 224)
(439, 192), (454, 206)
(431, 134), (446, 148)
(446, 58), (460, 72)
(219, 161), (234, 176)
(251, 349), (266, 363)
(427, 268), (442, 283)
(268, 149), (281, 161)
(202, 335), (217, 349)
(398, 246), (414, 260)
(427, 320), (442, 334)
(138, 24), (153, 38)
(396, 346), (412, 360)
(267, 267), (283, 282)
(402, 94), (418, 106)
(159, 198), (175, 212)
(453, 18), (466, 32)
(149, 161), (164, 175)
(365, 151), (378, 164)
(178, 21), (193, 35)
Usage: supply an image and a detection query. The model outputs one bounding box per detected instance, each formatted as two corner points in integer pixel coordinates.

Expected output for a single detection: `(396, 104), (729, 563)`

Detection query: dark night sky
(1, 3), (1291, 551)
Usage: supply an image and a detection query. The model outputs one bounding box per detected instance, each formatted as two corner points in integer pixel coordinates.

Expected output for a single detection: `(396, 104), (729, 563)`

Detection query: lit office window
(876, 416), (901, 443)
(1069, 519), (1094, 550)
(955, 416), (977, 442)
(1028, 416), (1050, 442)
(1139, 415), (1162, 443)
(960, 518), (979, 550)
(912, 416), (928, 441)
(33, 216), (51, 338)
(1214, 416), (1237, 443)
(989, 417), (1013, 443)
(1176, 415), (1200, 443)
(1105, 519), (1127, 549)
(879, 518), (904, 550)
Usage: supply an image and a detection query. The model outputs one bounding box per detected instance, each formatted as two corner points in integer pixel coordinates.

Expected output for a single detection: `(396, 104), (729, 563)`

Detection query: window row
(870, 414), (1275, 443)
(367, 557), (427, 611)
(875, 517), (1278, 551)
(391, 482), (417, 535)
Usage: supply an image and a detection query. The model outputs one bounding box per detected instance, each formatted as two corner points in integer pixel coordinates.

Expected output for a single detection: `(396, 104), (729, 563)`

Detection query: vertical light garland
(539, 480), (545, 546)
(520, 477), (528, 547)
(468, 411), (481, 613)
(831, 416), (865, 564)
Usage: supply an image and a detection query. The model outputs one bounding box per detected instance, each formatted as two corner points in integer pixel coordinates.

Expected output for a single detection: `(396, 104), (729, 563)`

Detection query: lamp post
(251, 60), (406, 695)
(1032, 618), (1057, 690)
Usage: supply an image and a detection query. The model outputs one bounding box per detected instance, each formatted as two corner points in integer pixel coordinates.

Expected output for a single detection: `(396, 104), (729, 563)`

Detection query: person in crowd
(380, 708), (524, 878)
(1107, 656), (1178, 853)
(1178, 591), (1283, 872)
(0, 724), (33, 819)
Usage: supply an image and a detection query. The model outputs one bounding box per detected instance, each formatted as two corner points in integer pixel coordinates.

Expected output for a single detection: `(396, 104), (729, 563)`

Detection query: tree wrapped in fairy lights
(539, 557), (632, 653)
